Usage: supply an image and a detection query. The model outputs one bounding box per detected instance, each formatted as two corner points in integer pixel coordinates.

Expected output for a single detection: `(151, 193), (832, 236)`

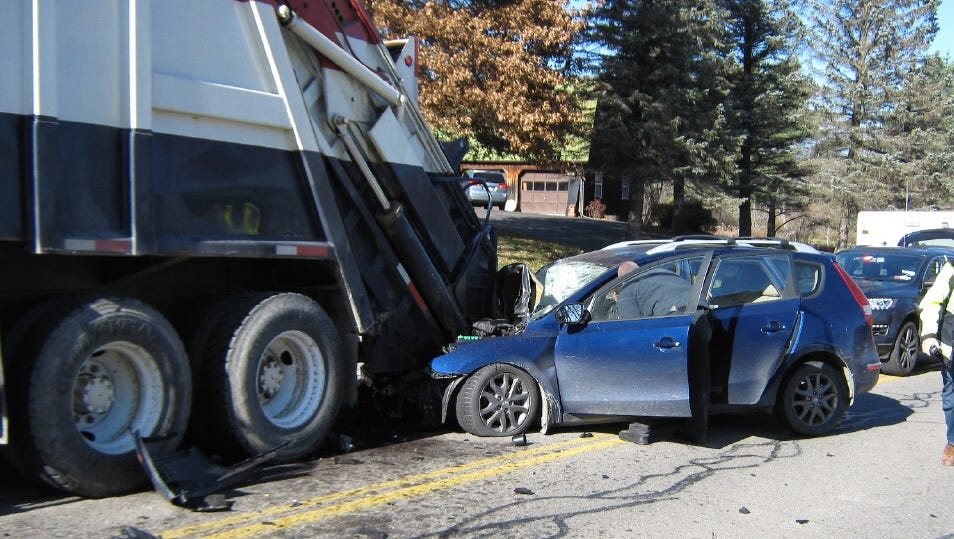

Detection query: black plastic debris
(579, 432), (593, 438)
(514, 487), (534, 495)
(512, 434), (528, 446)
(739, 507), (750, 514)
(134, 433), (289, 511)
(796, 519), (810, 525)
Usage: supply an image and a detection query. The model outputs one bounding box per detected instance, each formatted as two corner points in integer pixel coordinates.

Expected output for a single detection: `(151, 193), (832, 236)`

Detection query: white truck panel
(856, 211), (954, 246)
(0, 2), (29, 116)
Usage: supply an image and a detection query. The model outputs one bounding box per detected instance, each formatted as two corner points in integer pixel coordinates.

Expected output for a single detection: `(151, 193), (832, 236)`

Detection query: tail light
(833, 262), (872, 326)
(499, 181), (508, 189)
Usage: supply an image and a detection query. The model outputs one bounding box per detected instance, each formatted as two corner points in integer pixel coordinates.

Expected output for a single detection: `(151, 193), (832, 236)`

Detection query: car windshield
(532, 260), (612, 319)
(835, 252), (923, 282)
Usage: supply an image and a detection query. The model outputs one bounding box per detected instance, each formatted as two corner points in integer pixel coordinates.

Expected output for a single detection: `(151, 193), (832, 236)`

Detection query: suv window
(707, 255), (789, 308)
(793, 260), (822, 297)
(589, 256), (705, 321)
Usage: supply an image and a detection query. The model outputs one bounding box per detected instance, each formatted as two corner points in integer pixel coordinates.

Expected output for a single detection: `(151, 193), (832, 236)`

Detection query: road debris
(134, 433), (288, 511)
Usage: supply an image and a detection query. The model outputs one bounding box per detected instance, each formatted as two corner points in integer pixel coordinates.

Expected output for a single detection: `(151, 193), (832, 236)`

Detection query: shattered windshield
(532, 260), (612, 320)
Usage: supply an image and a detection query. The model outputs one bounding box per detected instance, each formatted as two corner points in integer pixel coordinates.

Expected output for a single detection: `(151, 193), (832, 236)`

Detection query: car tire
(455, 364), (539, 437)
(882, 320), (919, 376)
(775, 361), (848, 437)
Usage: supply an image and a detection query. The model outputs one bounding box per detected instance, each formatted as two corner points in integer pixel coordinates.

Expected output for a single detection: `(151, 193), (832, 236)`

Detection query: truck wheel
(8, 298), (191, 497)
(775, 361), (848, 437)
(201, 293), (344, 461)
(882, 321), (919, 376)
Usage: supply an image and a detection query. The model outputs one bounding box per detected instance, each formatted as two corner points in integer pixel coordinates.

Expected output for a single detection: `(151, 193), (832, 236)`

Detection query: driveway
(486, 210), (629, 251)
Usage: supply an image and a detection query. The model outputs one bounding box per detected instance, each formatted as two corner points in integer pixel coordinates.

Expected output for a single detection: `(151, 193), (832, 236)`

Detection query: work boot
(943, 443), (954, 466)
(618, 422), (651, 445)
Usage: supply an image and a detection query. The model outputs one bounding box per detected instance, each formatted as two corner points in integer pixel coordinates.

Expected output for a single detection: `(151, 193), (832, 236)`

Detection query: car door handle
(653, 337), (682, 349)
(761, 321), (787, 333)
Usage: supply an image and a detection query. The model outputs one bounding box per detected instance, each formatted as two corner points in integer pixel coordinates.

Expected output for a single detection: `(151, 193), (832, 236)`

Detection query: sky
(934, 0), (954, 57)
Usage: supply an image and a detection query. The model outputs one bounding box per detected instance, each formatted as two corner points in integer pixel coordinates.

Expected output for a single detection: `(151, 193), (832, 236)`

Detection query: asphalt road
(2, 368), (953, 538)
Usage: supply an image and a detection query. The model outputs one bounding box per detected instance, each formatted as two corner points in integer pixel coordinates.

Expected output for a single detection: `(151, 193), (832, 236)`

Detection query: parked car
(835, 246), (954, 375)
(430, 245), (881, 438)
(462, 170), (508, 209)
(899, 228), (954, 248)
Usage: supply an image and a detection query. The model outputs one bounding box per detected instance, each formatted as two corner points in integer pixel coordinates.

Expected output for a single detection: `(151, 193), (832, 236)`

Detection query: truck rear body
(0, 0), (497, 496)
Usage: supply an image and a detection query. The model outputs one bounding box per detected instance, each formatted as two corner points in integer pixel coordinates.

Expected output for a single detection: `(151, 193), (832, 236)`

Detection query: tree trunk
(626, 179), (646, 239)
(670, 178), (687, 234)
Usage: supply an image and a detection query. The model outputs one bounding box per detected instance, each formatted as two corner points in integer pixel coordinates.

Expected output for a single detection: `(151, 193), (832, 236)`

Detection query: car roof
(567, 243), (804, 270)
(603, 235), (821, 254)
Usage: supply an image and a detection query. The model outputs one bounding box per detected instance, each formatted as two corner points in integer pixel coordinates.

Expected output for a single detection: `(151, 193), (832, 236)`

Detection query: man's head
(618, 261), (638, 278)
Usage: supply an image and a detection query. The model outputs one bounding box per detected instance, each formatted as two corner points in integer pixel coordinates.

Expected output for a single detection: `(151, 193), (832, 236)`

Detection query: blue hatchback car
(430, 245), (881, 438)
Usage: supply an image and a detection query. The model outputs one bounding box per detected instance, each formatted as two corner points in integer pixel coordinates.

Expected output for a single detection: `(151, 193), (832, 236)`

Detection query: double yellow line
(160, 434), (623, 539)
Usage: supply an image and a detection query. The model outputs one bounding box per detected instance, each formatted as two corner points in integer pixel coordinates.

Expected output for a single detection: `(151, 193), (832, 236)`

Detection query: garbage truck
(0, 0), (503, 497)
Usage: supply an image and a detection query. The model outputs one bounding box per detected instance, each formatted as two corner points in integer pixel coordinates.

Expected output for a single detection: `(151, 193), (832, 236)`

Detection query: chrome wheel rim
(256, 330), (326, 429)
(791, 372), (839, 426)
(895, 324), (919, 371)
(478, 372), (532, 433)
(71, 342), (165, 455)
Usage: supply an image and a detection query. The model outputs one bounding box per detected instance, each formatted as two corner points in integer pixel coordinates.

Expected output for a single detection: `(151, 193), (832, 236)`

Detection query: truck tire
(7, 297), (191, 497)
(199, 293), (345, 461)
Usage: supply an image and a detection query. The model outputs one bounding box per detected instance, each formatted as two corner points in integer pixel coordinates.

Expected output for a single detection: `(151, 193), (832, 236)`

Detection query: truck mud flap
(134, 434), (289, 511)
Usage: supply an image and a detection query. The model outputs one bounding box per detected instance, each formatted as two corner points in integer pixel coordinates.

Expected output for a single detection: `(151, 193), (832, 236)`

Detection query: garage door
(520, 173), (575, 215)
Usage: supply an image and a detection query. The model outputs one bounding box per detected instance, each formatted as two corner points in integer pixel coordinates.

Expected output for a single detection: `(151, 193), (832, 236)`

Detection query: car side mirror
(555, 303), (590, 326)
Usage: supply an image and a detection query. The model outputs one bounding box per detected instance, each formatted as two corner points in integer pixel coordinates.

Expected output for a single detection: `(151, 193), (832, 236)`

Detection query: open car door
(552, 254), (710, 417)
(703, 252), (800, 405)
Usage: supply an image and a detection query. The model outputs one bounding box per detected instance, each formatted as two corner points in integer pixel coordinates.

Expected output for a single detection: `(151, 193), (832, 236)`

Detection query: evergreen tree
(806, 0), (939, 247)
(589, 0), (736, 237)
(721, 0), (812, 236)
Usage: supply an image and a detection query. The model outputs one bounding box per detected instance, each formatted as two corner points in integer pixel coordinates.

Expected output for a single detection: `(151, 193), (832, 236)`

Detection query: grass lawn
(496, 234), (584, 271)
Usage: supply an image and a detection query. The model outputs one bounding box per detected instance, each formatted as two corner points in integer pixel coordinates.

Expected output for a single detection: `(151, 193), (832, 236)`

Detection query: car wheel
(455, 364), (539, 437)
(882, 320), (919, 376)
(775, 361), (848, 437)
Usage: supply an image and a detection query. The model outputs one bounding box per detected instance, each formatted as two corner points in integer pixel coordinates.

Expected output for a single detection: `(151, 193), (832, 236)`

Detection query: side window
(924, 257), (946, 287)
(793, 261), (822, 297)
(589, 257), (702, 321)
(706, 257), (784, 308)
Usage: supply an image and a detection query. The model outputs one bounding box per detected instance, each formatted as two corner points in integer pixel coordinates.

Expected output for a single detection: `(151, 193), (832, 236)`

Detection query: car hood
(853, 279), (919, 299)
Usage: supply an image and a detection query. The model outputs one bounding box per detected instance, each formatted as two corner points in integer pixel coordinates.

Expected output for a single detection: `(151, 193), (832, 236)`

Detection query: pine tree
(806, 0), (939, 247)
(721, 0), (812, 237)
(589, 0), (735, 236)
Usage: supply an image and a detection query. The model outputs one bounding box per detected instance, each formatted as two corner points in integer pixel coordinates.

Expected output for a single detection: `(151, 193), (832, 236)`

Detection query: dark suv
(835, 246), (954, 375)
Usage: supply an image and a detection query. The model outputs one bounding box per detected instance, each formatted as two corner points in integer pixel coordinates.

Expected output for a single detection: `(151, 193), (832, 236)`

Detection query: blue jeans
(943, 358), (954, 445)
